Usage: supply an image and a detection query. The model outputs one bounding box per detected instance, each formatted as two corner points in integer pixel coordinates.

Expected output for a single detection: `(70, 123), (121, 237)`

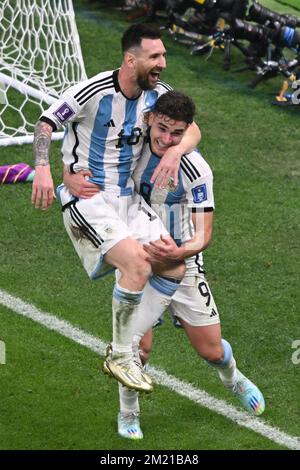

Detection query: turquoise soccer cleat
(231, 369), (265, 416)
(118, 412), (143, 440)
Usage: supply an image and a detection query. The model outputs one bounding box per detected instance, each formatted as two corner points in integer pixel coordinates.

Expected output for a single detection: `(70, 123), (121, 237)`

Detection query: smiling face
(148, 112), (188, 157)
(133, 38), (167, 90)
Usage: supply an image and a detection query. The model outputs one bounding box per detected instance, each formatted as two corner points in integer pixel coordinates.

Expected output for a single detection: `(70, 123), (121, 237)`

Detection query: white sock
(112, 282), (143, 356)
(216, 358), (238, 388)
(132, 276), (180, 348)
(119, 383), (139, 415)
(207, 339), (238, 388)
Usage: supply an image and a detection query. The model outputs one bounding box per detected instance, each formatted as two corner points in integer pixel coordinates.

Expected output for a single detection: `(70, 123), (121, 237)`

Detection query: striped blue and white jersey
(41, 69), (171, 196)
(133, 142), (214, 275)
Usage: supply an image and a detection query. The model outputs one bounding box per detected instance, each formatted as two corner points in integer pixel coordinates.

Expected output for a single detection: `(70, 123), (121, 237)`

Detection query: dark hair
(121, 24), (162, 53)
(154, 91), (196, 124)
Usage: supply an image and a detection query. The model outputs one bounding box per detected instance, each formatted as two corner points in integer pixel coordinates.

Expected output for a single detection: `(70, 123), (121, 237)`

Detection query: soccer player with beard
(31, 25), (200, 393)
(62, 90), (265, 439)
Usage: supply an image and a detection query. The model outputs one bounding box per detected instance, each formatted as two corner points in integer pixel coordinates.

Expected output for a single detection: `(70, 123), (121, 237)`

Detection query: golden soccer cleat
(102, 344), (153, 393)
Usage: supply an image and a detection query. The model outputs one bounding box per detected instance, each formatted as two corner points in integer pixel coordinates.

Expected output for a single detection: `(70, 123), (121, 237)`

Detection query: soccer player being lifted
(31, 25), (201, 393)
(64, 90), (265, 440)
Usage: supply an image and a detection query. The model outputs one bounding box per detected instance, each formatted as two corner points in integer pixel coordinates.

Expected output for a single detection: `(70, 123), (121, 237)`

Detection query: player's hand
(143, 235), (184, 262)
(31, 165), (55, 210)
(150, 146), (181, 189)
(63, 170), (100, 199)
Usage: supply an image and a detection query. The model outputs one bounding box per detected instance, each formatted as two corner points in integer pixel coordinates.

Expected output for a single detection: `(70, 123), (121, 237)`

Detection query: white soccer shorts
(60, 188), (169, 279)
(169, 273), (220, 327)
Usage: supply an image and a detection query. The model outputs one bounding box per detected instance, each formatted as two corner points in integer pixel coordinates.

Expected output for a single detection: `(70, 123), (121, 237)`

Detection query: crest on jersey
(167, 176), (178, 192)
(192, 184), (207, 203)
(53, 102), (75, 123)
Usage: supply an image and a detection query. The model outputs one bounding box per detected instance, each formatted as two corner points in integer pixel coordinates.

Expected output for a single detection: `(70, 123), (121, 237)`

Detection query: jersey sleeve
(40, 80), (93, 131)
(143, 81), (173, 113)
(156, 80), (173, 96)
(186, 173), (215, 212)
(181, 153), (215, 212)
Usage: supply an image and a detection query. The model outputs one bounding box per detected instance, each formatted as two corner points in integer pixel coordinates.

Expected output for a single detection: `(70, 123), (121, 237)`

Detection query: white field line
(0, 288), (299, 450)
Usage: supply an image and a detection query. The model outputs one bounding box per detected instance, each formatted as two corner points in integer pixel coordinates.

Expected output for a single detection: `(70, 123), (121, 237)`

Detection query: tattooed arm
(31, 121), (55, 210)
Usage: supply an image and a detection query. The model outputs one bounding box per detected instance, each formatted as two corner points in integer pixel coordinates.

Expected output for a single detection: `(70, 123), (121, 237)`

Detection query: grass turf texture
(273, 0), (300, 11)
(0, 0), (299, 450)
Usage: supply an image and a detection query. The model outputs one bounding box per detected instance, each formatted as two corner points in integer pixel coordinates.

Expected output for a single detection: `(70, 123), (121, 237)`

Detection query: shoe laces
(133, 353), (144, 371)
(119, 412), (140, 427)
(114, 355), (144, 376)
(119, 411), (140, 432)
(232, 374), (251, 395)
(106, 345), (145, 377)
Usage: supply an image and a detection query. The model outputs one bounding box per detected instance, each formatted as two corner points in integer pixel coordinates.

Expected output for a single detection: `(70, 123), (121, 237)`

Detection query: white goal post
(0, 0), (87, 146)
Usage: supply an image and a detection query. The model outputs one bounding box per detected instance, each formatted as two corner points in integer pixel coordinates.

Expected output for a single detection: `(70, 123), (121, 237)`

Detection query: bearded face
(133, 38), (166, 90)
(136, 64), (162, 90)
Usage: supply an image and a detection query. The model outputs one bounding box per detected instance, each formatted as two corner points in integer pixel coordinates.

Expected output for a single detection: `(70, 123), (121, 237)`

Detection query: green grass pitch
(0, 0), (299, 451)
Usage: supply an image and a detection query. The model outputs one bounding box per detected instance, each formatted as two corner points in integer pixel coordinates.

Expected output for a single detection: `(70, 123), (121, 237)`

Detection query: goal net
(0, 0), (87, 146)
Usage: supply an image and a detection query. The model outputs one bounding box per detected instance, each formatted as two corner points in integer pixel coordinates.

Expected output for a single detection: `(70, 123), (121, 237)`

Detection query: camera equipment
(232, 19), (266, 43)
(247, 2), (300, 29)
(232, 19), (300, 51)
(144, 0), (300, 99)
(165, 0), (193, 16)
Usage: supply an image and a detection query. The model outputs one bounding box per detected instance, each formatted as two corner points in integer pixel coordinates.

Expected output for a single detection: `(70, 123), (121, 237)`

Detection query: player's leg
(182, 320), (265, 415)
(105, 236), (151, 291)
(110, 255), (185, 391)
(105, 237), (150, 362)
(132, 261), (186, 351)
(139, 328), (153, 365)
(179, 319), (238, 387)
(129, 194), (186, 350)
(61, 192), (153, 392)
(117, 331), (153, 440)
(171, 275), (265, 415)
(103, 237), (154, 392)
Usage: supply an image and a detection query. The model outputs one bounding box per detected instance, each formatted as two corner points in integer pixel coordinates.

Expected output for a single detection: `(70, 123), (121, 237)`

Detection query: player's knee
(130, 255), (151, 283)
(200, 344), (224, 363)
(128, 255), (151, 284)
